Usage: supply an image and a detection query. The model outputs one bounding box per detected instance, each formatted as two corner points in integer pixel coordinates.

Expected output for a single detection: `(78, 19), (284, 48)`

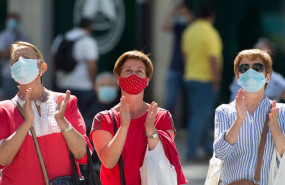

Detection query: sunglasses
(238, 63), (264, 73)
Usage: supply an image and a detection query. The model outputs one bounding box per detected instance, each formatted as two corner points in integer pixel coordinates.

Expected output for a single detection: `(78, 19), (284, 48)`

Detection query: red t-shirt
(0, 92), (90, 185)
(90, 107), (187, 185)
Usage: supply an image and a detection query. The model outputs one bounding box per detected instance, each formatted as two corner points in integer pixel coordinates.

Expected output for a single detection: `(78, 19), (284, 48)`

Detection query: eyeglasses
(238, 63), (264, 73)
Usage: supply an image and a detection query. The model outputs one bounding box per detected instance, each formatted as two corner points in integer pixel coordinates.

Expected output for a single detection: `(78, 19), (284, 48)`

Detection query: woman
(214, 49), (285, 184)
(0, 41), (90, 185)
(90, 50), (187, 185)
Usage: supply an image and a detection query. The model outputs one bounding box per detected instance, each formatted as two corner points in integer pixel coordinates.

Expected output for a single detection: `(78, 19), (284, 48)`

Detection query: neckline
(111, 107), (149, 120)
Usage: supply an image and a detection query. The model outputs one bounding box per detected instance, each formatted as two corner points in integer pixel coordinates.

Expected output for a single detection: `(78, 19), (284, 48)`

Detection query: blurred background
(1, 0), (285, 184)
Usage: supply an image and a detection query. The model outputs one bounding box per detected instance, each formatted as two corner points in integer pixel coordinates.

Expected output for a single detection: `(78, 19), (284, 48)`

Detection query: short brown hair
(113, 50), (154, 80)
(233, 49), (272, 76)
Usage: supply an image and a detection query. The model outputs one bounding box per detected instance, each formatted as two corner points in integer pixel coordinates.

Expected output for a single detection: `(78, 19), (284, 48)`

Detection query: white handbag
(268, 149), (285, 185)
(139, 141), (177, 185)
(204, 154), (223, 185)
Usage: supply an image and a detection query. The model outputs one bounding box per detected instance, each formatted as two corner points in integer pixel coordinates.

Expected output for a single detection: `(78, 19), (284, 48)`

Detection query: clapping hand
(145, 101), (158, 128)
(23, 88), (34, 127)
(269, 100), (279, 127)
(119, 96), (131, 129)
(236, 89), (247, 120)
(55, 90), (70, 120)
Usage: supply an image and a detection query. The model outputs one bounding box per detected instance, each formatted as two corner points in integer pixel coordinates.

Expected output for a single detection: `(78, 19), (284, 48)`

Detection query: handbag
(268, 149), (285, 185)
(139, 141), (177, 185)
(204, 153), (222, 185)
(205, 104), (272, 185)
(13, 100), (101, 185)
(109, 110), (126, 185)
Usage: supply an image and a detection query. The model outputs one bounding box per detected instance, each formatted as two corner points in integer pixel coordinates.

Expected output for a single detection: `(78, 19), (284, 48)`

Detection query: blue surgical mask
(177, 16), (188, 25)
(11, 57), (39, 84)
(237, 69), (266, 93)
(7, 19), (19, 30)
(97, 86), (117, 103)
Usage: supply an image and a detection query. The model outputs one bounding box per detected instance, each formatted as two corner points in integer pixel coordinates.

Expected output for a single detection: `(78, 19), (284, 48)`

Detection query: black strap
(109, 110), (126, 185)
(12, 100), (85, 185)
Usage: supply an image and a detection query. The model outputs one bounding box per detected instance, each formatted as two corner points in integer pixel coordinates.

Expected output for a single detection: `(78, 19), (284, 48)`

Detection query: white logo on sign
(74, 0), (125, 54)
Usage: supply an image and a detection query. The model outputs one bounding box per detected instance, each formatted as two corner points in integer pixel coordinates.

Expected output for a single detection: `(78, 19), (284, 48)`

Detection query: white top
(51, 28), (99, 90)
(12, 92), (61, 137)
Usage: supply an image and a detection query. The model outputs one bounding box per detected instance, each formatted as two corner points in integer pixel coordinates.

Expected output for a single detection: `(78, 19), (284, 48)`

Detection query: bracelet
(147, 131), (158, 139)
(61, 123), (73, 133)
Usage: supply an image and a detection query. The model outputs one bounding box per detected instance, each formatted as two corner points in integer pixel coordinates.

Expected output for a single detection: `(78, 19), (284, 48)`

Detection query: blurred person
(82, 71), (119, 135)
(182, 3), (223, 160)
(214, 49), (285, 184)
(0, 13), (29, 100)
(90, 50), (187, 185)
(162, 2), (192, 126)
(229, 38), (285, 102)
(50, 17), (99, 111)
(0, 41), (91, 184)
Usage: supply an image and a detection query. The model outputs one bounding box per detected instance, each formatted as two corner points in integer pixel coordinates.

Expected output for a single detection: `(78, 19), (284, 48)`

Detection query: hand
(145, 101), (158, 128)
(269, 100), (279, 128)
(54, 90), (70, 120)
(236, 89), (247, 120)
(119, 96), (130, 129)
(23, 88), (34, 127)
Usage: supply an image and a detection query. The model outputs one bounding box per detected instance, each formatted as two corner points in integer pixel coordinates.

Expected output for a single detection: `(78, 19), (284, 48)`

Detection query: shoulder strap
(254, 103), (273, 184)
(12, 100), (50, 185)
(109, 110), (126, 185)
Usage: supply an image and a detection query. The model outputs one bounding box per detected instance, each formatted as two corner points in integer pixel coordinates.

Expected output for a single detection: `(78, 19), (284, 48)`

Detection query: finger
(24, 88), (32, 101)
(64, 90), (71, 104)
(56, 95), (63, 110)
(269, 113), (273, 120)
(272, 100), (276, 108)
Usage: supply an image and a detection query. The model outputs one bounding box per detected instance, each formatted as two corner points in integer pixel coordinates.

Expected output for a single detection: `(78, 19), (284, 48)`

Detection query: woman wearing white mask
(0, 41), (91, 185)
(213, 49), (285, 184)
(90, 50), (187, 185)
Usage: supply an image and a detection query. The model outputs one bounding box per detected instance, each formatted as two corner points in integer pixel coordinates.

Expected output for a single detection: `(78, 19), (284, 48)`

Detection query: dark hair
(78, 17), (93, 28)
(198, 3), (215, 18)
(6, 12), (20, 21)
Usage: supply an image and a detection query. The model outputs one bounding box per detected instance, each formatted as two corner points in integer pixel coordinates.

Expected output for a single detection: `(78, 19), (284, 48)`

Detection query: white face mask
(11, 57), (39, 84)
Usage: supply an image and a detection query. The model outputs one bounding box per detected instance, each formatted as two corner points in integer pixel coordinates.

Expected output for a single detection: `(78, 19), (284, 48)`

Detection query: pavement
(176, 130), (209, 185)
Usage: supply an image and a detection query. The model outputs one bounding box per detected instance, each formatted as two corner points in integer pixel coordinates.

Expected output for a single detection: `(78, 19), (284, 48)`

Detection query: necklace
(18, 88), (49, 106)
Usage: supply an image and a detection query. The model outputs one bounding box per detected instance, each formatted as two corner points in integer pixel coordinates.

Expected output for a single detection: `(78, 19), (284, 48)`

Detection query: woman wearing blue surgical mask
(213, 49), (285, 185)
(0, 41), (91, 185)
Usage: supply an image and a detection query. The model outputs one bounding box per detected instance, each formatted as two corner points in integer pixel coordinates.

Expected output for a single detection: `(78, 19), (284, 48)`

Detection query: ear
(39, 63), (48, 75)
(266, 73), (271, 83)
(235, 75), (239, 82)
(115, 74), (120, 85)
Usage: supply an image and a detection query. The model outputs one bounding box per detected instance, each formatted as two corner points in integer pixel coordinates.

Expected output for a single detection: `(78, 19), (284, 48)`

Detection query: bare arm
(209, 56), (222, 91)
(92, 96), (130, 169)
(0, 88), (34, 166)
(87, 60), (97, 85)
(269, 100), (285, 156)
(55, 91), (87, 159)
(225, 89), (247, 145)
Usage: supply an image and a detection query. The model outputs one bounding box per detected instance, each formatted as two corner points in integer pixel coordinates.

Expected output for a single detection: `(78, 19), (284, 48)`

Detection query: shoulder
(0, 100), (15, 111)
(215, 102), (236, 114)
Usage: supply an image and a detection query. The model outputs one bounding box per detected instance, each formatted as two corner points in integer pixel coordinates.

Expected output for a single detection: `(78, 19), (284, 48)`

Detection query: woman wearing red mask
(90, 50), (187, 185)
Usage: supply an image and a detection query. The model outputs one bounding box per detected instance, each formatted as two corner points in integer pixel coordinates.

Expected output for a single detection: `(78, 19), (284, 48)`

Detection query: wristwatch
(147, 131), (158, 139)
(62, 123), (73, 133)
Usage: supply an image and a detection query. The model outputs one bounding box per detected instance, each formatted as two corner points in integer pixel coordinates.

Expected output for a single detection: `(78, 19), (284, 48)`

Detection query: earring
(40, 73), (43, 77)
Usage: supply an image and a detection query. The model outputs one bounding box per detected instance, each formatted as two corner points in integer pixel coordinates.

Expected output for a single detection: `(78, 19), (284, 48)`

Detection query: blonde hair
(233, 49), (272, 76)
(113, 50), (154, 80)
(10, 41), (45, 64)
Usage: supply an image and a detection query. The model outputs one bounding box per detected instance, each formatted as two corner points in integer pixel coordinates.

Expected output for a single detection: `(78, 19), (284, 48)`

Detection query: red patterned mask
(119, 74), (148, 95)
